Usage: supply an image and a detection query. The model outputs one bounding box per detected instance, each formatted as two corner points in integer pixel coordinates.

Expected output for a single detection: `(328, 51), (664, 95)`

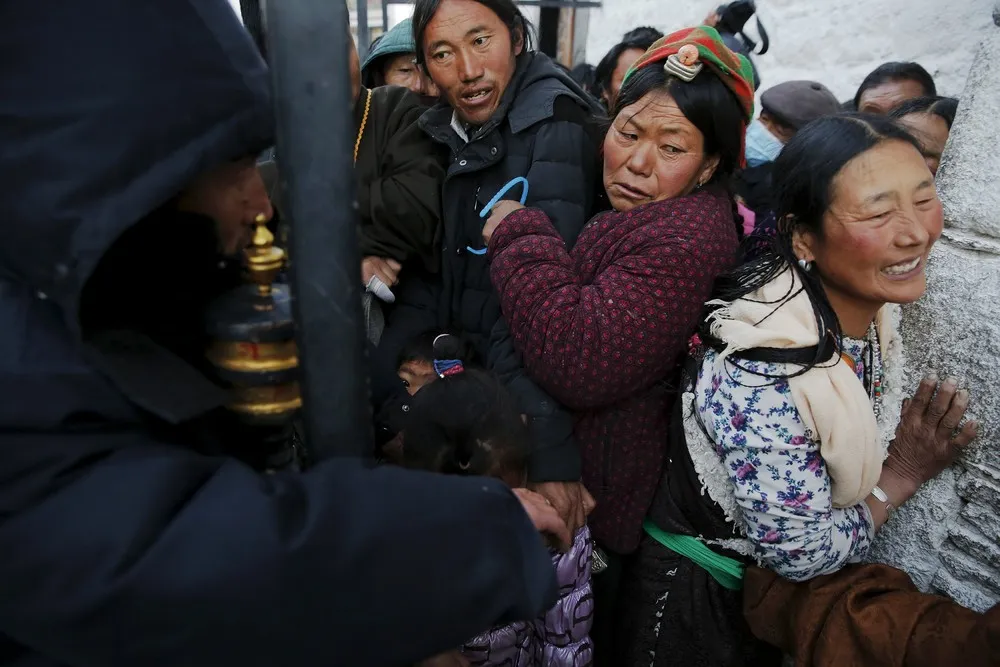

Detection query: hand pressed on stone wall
(889, 374), (978, 485)
(866, 374), (979, 528)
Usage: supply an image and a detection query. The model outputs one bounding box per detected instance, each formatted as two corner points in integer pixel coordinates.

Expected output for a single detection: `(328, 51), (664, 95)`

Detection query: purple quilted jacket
(460, 527), (594, 666)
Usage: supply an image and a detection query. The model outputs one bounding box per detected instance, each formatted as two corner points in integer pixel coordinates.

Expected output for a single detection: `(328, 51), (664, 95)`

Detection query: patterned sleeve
(696, 354), (875, 581)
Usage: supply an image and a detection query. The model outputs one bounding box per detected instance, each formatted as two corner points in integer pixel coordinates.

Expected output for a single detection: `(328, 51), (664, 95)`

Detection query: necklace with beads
(841, 323), (884, 422)
(865, 323), (884, 422)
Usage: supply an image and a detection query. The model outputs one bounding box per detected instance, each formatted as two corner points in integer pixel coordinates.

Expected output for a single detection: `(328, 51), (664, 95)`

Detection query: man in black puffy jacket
(379, 0), (606, 532)
(0, 2), (569, 666)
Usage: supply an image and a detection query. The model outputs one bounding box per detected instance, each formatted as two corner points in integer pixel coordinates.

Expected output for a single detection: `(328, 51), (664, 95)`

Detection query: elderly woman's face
(602, 89), (720, 212)
(897, 112), (950, 176)
(795, 140), (942, 314)
(383, 53), (441, 97)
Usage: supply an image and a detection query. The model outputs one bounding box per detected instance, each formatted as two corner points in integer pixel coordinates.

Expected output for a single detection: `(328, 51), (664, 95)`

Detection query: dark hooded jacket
(355, 84), (446, 273)
(0, 3), (557, 666)
(375, 52), (606, 483)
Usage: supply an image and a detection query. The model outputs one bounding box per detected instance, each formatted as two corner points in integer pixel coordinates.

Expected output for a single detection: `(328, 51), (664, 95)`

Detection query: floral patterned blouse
(695, 337), (875, 581)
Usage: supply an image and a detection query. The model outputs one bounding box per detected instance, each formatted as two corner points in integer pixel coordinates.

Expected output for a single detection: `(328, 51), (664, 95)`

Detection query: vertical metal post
(265, 0), (372, 460)
(381, 0), (389, 33)
(356, 0), (371, 61)
(239, 0), (268, 60)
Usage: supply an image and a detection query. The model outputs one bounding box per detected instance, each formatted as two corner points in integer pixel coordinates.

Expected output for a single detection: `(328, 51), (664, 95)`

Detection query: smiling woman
(617, 113), (978, 666)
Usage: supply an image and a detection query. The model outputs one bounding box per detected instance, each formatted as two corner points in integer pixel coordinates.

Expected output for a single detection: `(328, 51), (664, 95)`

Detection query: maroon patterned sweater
(488, 189), (739, 553)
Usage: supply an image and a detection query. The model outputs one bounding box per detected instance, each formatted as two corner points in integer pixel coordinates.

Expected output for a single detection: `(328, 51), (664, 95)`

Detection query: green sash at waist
(643, 519), (745, 591)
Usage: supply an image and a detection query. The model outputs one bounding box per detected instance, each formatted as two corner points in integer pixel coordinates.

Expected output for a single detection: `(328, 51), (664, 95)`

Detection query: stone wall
(864, 11), (1000, 612)
(584, 0), (995, 101)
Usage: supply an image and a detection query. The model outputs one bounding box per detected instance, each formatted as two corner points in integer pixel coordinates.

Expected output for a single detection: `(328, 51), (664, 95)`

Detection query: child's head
(400, 334), (529, 486)
(397, 331), (439, 396)
(396, 330), (474, 396)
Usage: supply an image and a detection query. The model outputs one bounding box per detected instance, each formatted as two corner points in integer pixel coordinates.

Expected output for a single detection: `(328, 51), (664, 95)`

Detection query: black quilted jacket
(411, 51), (605, 482)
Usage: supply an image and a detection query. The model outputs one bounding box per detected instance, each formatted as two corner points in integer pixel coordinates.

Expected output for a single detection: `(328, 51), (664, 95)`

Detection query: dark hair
(716, 0), (769, 56)
(570, 63), (597, 91)
(702, 113), (924, 374)
(399, 334), (528, 481)
(890, 95), (959, 129)
(853, 62), (937, 109)
(397, 330), (475, 369)
(593, 27), (664, 98)
(412, 0), (534, 67)
(612, 63), (747, 191)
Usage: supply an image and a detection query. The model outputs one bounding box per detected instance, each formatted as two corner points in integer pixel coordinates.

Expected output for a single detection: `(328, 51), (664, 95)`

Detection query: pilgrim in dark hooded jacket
(0, 2), (563, 666)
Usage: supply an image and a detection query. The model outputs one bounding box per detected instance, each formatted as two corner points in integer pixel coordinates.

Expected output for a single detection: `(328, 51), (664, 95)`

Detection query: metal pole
(239, 0), (268, 60)
(265, 0), (372, 461)
(356, 0), (371, 62)
(381, 0), (389, 33)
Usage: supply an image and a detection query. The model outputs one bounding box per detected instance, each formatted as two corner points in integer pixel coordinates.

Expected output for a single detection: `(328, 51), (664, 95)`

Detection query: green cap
(361, 18), (416, 73)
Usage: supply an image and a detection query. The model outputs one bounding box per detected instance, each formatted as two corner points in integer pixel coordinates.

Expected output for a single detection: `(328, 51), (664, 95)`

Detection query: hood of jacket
(0, 0), (273, 336)
(420, 51), (604, 140)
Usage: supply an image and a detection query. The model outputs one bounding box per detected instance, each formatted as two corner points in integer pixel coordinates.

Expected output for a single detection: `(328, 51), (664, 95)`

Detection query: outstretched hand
(530, 481), (595, 536)
(887, 374), (978, 491)
(512, 487), (572, 552)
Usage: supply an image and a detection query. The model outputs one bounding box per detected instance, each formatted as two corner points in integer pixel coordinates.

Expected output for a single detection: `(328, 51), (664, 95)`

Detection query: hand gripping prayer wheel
(204, 215), (303, 470)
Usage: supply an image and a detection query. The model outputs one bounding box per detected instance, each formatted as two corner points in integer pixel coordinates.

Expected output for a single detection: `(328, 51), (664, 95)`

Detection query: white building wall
(584, 0), (994, 102)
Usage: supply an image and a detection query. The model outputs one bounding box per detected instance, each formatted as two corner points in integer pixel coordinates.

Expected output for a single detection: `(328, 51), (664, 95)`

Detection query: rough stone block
(868, 24), (1000, 612)
(936, 30), (1000, 238)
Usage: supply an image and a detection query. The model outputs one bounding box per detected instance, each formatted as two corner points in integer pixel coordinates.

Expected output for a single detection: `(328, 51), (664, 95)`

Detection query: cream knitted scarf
(705, 265), (897, 507)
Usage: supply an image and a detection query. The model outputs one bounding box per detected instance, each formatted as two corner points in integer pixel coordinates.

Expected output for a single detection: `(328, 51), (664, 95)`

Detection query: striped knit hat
(623, 25), (755, 122)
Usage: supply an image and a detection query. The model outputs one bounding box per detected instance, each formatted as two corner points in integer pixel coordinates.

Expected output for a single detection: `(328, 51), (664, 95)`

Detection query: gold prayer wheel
(205, 216), (302, 425)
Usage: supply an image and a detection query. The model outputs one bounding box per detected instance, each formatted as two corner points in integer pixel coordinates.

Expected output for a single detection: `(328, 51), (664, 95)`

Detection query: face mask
(745, 119), (784, 168)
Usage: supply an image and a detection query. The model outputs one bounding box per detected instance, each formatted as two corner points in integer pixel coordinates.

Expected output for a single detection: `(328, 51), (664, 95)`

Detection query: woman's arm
(743, 564), (1000, 667)
(699, 356), (876, 581)
(489, 205), (728, 411)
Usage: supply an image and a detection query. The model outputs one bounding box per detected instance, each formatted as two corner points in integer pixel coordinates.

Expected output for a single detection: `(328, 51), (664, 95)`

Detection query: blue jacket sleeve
(0, 430), (556, 667)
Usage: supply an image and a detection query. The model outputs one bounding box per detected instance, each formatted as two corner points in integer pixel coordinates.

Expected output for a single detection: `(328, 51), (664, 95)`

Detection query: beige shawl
(705, 266), (896, 507)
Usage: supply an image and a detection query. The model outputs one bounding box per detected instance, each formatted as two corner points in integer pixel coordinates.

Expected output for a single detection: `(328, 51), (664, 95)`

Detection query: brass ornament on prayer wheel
(205, 215), (302, 425)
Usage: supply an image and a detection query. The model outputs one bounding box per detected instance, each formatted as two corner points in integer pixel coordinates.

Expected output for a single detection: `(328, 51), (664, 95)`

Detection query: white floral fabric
(695, 338), (876, 581)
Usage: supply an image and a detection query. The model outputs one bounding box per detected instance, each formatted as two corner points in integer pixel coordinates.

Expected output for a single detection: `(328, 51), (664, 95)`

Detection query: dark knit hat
(760, 80), (840, 130)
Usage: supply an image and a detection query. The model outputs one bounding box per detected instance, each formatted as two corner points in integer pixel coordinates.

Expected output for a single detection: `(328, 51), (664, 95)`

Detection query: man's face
(421, 0), (522, 126)
(603, 47), (644, 110)
(858, 79), (926, 115)
(176, 158), (274, 256)
(759, 111), (796, 143)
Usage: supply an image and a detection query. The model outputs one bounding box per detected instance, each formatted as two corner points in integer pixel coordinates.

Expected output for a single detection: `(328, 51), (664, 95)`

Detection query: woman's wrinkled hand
(512, 487), (572, 552)
(481, 200), (525, 247)
(886, 374), (978, 491)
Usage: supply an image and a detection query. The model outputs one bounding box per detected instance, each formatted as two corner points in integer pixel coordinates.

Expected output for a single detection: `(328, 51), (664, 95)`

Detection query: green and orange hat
(622, 25), (756, 122)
